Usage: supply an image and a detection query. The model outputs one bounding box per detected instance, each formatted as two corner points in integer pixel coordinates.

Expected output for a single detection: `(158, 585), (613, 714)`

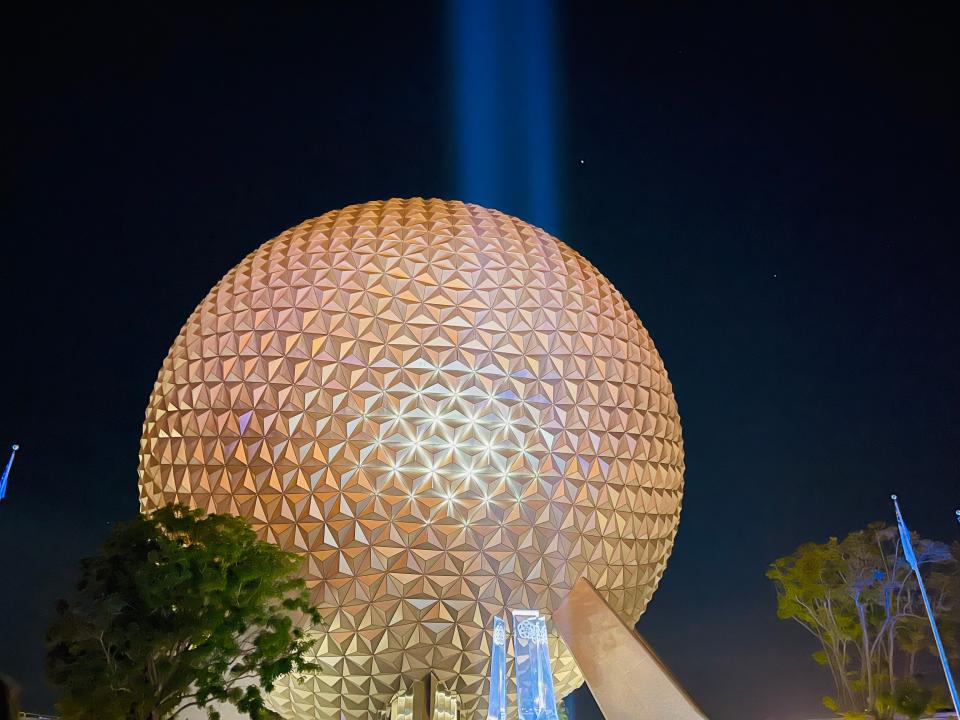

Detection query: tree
(767, 523), (958, 719)
(47, 505), (322, 720)
(0, 673), (22, 720)
(891, 677), (933, 720)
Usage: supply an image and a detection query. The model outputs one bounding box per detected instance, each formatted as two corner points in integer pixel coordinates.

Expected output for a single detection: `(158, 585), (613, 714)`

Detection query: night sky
(2, 4), (959, 719)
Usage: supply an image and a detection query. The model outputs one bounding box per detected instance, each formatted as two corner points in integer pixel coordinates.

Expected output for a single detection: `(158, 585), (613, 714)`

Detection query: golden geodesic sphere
(138, 198), (684, 719)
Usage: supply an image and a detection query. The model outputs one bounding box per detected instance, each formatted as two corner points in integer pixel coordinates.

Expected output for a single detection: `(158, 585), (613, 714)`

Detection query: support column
(553, 579), (708, 720)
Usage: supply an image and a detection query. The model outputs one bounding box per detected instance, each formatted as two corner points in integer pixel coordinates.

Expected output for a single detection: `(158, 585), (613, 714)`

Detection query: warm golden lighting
(138, 199), (685, 719)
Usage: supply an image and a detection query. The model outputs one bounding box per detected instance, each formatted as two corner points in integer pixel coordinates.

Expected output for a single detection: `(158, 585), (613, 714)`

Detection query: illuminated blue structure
(486, 611), (561, 720)
(486, 616), (507, 720)
(511, 609), (559, 720)
(0, 444), (19, 502)
(450, 0), (558, 232)
(892, 495), (959, 716)
(532, 615), (558, 716)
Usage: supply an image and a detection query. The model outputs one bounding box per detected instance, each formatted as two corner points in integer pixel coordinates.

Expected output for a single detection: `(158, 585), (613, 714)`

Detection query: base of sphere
(377, 674), (460, 720)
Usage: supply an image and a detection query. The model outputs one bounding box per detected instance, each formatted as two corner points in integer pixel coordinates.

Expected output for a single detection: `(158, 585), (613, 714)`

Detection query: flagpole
(892, 495), (960, 717)
(0, 444), (18, 502)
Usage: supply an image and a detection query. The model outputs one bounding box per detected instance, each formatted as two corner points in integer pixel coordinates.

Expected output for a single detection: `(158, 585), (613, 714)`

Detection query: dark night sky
(1, 4), (958, 719)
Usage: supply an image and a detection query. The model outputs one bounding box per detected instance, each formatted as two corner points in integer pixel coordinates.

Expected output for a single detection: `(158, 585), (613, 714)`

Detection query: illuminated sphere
(138, 198), (684, 719)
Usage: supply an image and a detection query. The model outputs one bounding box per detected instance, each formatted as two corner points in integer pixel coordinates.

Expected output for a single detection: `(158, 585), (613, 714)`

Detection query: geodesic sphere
(138, 198), (684, 719)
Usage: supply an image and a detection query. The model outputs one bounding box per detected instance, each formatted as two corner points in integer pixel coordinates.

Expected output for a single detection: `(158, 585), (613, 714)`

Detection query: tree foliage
(46, 505), (321, 720)
(768, 524), (959, 718)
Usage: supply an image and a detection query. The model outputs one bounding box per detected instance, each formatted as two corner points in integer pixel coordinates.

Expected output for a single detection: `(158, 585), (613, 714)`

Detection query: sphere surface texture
(138, 199), (684, 719)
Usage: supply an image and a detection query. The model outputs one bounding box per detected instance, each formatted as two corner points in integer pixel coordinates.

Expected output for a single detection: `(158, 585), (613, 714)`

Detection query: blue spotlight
(450, 0), (558, 232)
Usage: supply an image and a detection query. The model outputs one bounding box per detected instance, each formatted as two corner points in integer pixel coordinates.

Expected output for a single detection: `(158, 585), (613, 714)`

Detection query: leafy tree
(0, 673), (22, 720)
(891, 677), (933, 720)
(46, 505), (321, 720)
(768, 523), (958, 718)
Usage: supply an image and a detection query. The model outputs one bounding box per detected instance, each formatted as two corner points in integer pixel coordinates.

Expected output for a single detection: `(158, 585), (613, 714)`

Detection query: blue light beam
(450, 0), (559, 232)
